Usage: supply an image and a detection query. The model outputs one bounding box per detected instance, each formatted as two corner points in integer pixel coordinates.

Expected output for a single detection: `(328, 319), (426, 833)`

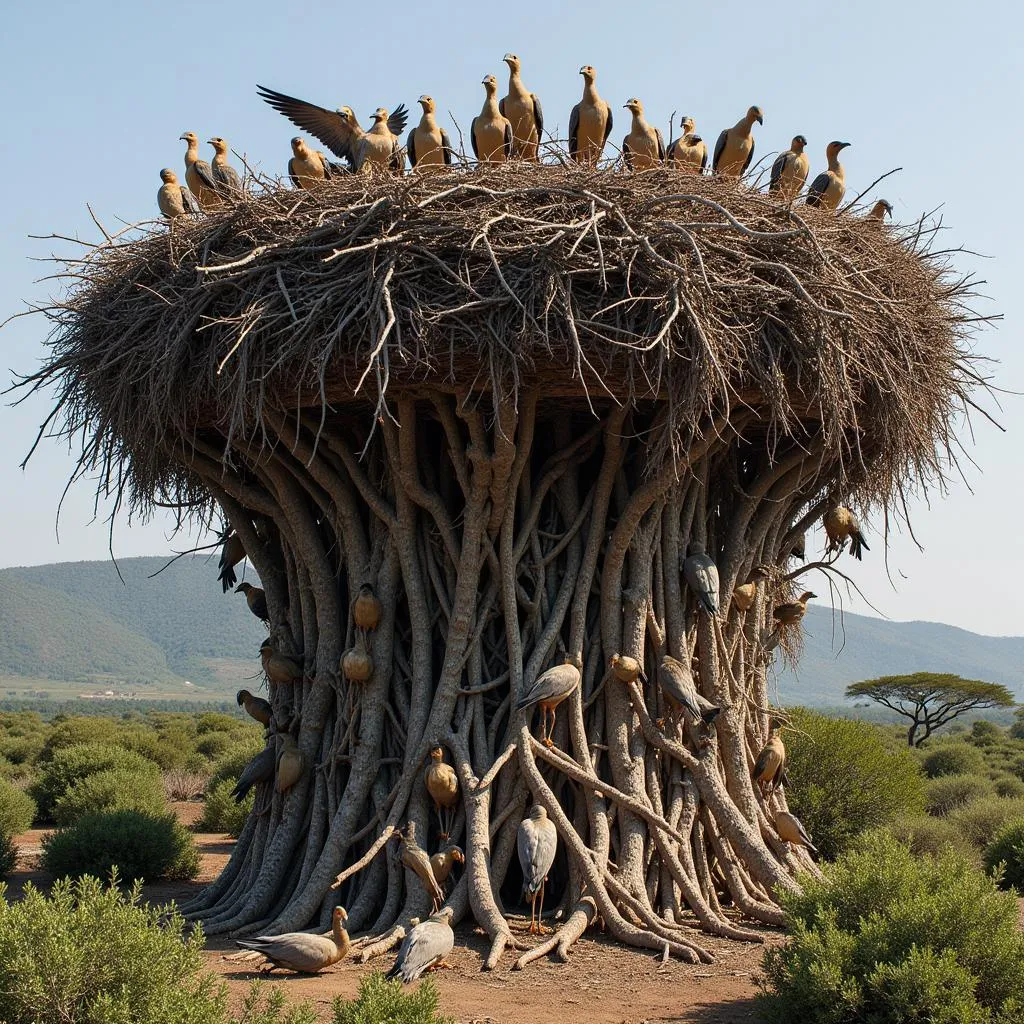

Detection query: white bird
(386, 908), (455, 983)
(683, 541), (720, 616)
(518, 804), (557, 934)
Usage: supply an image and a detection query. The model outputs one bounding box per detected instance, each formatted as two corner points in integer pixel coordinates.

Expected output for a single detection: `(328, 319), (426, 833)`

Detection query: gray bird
(657, 655), (721, 727)
(207, 137), (242, 197)
(236, 906), (350, 973)
(518, 804), (557, 935)
(386, 907), (455, 983)
(231, 742), (276, 803)
(515, 654), (583, 748)
(683, 541), (720, 616)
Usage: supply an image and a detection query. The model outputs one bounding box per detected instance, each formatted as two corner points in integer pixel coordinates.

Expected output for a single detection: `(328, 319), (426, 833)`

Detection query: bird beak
(756, 114), (764, 125)
(179, 134), (187, 141)
(839, 142), (851, 149)
(692, 135), (702, 143)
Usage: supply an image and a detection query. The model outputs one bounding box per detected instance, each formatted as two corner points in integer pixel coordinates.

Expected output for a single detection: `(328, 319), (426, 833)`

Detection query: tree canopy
(846, 673), (1016, 746)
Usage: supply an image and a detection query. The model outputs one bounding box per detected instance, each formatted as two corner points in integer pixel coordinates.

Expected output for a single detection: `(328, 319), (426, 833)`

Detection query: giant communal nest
(17, 165), (992, 515)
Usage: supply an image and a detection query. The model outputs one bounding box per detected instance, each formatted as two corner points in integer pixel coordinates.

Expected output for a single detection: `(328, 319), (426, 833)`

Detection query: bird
(237, 688), (272, 727)
(683, 540), (720, 616)
(657, 654), (720, 727)
(712, 105), (763, 177)
(516, 654), (583, 748)
(806, 141), (851, 210)
(609, 653), (646, 685)
(666, 116), (707, 173)
(789, 533), (807, 561)
(236, 581), (269, 623)
(354, 108), (405, 173)
(622, 98), (665, 170)
(261, 641), (303, 685)
(231, 743), (276, 803)
(773, 591), (816, 627)
(518, 804), (557, 935)
(236, 906), (349, 973)
(568, 65), (613, 164)
(823, 506), (869, 560)
(500, 53), (543, 160)
(179, 132), (219, 210)
(472, 75), (513, 163)
(768, 135), (809, 201)
(407, 95), (453, 169)
(341, 643), (374, 683)
(276, 733), (305, 792)
(429, 845), (465, 888)
(732, 580), (758, 612)
(774, 810), (818, 857)
(398, 823), (445, 911)
(424, 747), (459, 839)
(207, 137), (242, 197)
(752, 722), (786, 797)
(288, 137), (332, 189)
(867, 199), (893, 223)
(386, 907), (455, 983)
(217, 529), (246, 592)
(352, 582), (382, 636)
(156, 169), (199, 219)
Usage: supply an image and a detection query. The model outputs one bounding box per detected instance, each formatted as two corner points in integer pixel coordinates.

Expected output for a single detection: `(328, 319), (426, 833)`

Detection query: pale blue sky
(1, 0), (1021, 635)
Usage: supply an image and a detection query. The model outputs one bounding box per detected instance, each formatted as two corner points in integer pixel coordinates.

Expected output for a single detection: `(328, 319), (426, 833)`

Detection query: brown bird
(518, 804), (557, 935)
(424, 747), (459, 838)
(516, 654), (583, 748)
(806, 141), (851, 210)
(472, 75), (513, 163)
(236, 906), (349, 973)
(609, 653), (646, 685)
(732, 580), (758, 612)
(353, 582), (382, 636)
(429, 845), (465, 888)
(288, 136), (331, 189)
(712, 105), (763, 177)
(500, 53), (543, 160)
(231, 743), (276, 803)
(237, 688), (272, 727)
(276, 733), (305, 793)
(823, 506), (869, 560)
(179, 131), (219, 209)
(622, 98), (665, 170)
(261, 641), (303, 685)
(569, 65), (613, 164)
(218, 529), (245, 592)
(341, 644), (374, 683)
(667, 116), (707, 173)
(237, 581), (269, 623)
(398, 823), (445, 912)
(407, 95), (453, 169)
(773, 591), (816, 627)
(769, 135), (809, 201)
(752, 722), (786, 796)
(207, 137), (242, 197)
(657, 654), (720, 727)
(156, 169), (199, 219)
(774, 810), (818, 857)
(867, 199), (893, 223)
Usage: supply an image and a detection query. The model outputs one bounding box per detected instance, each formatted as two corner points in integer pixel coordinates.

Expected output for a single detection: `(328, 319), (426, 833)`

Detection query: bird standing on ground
(237, 581), (269, 624)
(237, 688), (272, 727)
(712, 105), (763, 177)
(236, 906), (349, 973)
(260, 641), (303, 685)
(773, 591), (816, 627)
(774, 810), (818, 856)
(424, 747), (459, 838)
(407, 95), (452, 169)
(518, 804), (557, 935)
(288, 137), (331, 189)
(609, 653), (646, 685)
(472, 75), (513, 163)
(769, 135), (809, 201)
(398, 823), (445, 911)
(516, 654), (583, 748)
(752, 722), (786, 796)
(276, 733), (305, 792)
(683, 540), (721, 616)
(867, 199), (893, 223)
(500, 53), (543, 160)
(217, 529), (246, 592)
(430, 845), (465, 888)
(386, 908), (455, 983)
(667, 116), (707, 172)
(231, 743), (276, 803)
(622, 98), (664, 170)
(207, 137), (242, 197)
(823, 506), (869, 560)
(156, 169), (199, 219)
(657, 654), (721, 727)
(568, 65), (612, 164)
(179, 132), (219, 210)
(806, 141), (851, 210)
(354, 108), (405, 173)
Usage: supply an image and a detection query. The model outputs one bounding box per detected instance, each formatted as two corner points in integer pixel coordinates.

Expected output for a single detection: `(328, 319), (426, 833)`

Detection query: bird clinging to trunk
(207, 137), (242, 198)
(622, 98), (664, 170)
(231, 743), (276, 804)
(237, 688), (272, 727)
(609, 653), (646, 685)
(429, 845), (465, 888)
(260, 640), (303, 685)
(472, 75), (513, 163)
(276, 733), (305, 793)
(156, 169), (199, 219)
(236, 906), (349, 973)
(769, 134), (809, 201)
(352, 582), (382, 638)
(179, 131), (219, 210)
(773, 591), (816, 627)
(516, 653), (583, 748)
(806, 141), (851, 210)
(774, 810), (818, 857)
(424, 746), (459, 838)
(712, 105), (763, 177)
(752, 721), (786, 796)
(683, 540), (720, 617)
(386, 907), (455, 983)
(568, 65), (612, 165)
(500, 53), (543, 160)
(217, 529), (246, 592)
(407, 95), (453, 169)
(518, 804), (557, 935)
(823, 505), (869, 560)
(657, 654), (721, 728)
(236, 581), (269, 624)
(398, 823), (445, 912)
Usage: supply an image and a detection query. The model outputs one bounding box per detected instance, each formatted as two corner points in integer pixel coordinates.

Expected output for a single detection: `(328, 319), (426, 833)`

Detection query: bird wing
(503, 121), (513, 159)
(181, 188), (201, 215)
(237, 933), (334, 970)
(568, 102), (580, 158)
(752, 744), (779, 781)
(288, 157), (300, 188)
(655, 128), (665, 161)
(666, 137), (679, 162)
(400, 920), (454, 980)
(602, 105), (613, 146)
(742, 139), (755, 173)
(406, 130), (417, 168)
(470, 117), (480, 160)
(214, 162), (242, 193)
(498, 96), (506, 117)
(531, 93), (544, 138)
(439, 128), (453, 165)
(806, 171), (829, 207)
(390, 138), (405, 173)
(193, 159), (218, 193)
(658, 660), (700, 720)
(387, 104), (409, 136)
(518, 820), (545, 893)
(712, 129), (728, 172)
(699, 142), (707, 172)
(769, 152), (787, 191)
(257, 85), (356, 166)
(622, 137), (633, 170)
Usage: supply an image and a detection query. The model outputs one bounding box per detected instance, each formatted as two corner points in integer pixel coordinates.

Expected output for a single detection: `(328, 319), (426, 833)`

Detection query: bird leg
(543, 708), (556, 748)
(537, 879), (550, 935)
(528, 894), (538, 935)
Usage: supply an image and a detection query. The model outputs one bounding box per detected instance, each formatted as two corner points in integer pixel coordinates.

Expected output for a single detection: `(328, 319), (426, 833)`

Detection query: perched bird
(683, 540), (721, 617)
(237, 581), (269, 623)
(429, 845), (465, 888)
(353, 582), (382, 636)
(354, 108), (405, 173)
(568, 65), (613, 164)
(657, 654), (721, 727)
(261, 641), (303, 685)
(867, 199), (893, 223)
(207, 137), (242, 197)
(823, 506), (869, 560)
(179, 131), (219, 210)
(773, 591), (816, 627)
(276, 733), (305, 792)
(518, 804), (557, 935)
(217, 529), (246, 592)
(774, 810), (818, 857)
(231, 743), (276, 803)
(407, 95), (453, 169)
(398, 823), (445, 911)
(732, 579), (758, 612)
(386, 908), (455, 983)
(516, 654), (583, 748)
(789, 533), (807, 561)
(237, 688), (272, 727)
(236, 906), (349, 974)
(768, 135), (809, 201)
(806, 141), (851, 210)
(712, 105), (763, 177)
(156, 169), (199, 219)
(609, 653), (646, 685)
(288, 137), (331, 189)
(472, 75), (513, 163)
(622, 98), (665, 170)
(752, 722), (786, 796)
(500, 53), (543, 160)
(424, 746), (459, 838)
(667, 116), (707, 173)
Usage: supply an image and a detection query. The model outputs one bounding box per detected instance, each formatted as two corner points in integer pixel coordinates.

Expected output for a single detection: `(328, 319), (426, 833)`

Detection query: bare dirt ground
(11, 802), (775, 1023)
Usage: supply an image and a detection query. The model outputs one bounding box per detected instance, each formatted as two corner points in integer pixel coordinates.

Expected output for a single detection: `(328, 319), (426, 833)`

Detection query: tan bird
(769, 135), (809, 201)
(236, 688), (272, 727)
(806, 141), (851, 210)
(500, 53), (543, 160)
(518, 804), (557, 934)
(472, 75), (513, 163)
(609, 653), (646, 685)
(237, 581), (269, 623)
(407, 95), (453, 169)
(353, 582), (382, 636)
(712, 105), (763, 177)
(207, 137), (242, 197)
(773, 591), (816, 627)
(774, 810), (818, 856)
(398, 823), (445, 912)
(354, 109), (404, 173)
(179, 131), (220, 210)
(568, 65), (613, 164)
(236, 906), (349, 973)
(516, 654), (583, 748)
(288, 137), (331, 189)
(157, 169), (200, 219)
(429, 845), (465, 888)
(424, 747), (459, 838)
(276, 733), (305, 792)
(752, 722), (786, 796)
(622, 98), (665, 170)
(260, 641), (303, 685)
(667, 116), (707, 173)
(218, 529), (245, 592)
(732, 580), (758, 612)
(823, 506), (869, 560)
(867, 199), (893, 224)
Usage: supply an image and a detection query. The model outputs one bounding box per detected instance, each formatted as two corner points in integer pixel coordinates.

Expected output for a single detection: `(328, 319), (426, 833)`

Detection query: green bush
(43, 810), (199, 883)
(0, 834), (17, 877)
(40, 716), (123, 758)
(332, 973), (454, 1024)
(208, 736), (265, 788)
(969, 719), (1004, 746)
(0, 874), (225, 1023)
(197, 732), (234, 761)
(199, 779), (253, 836)
(984, 818), (1024, 894)
(0, 779), (36, 836)
(949, 797), (1024, 850)
(782, 708), (924, 858)
(924, 773), (994, 816)
(993, 773), (1024, 799)
(921, 742), (985, 778)
(877, 816), (975, 859)
(197, 712), (245, 735)
(233, 984), (317, 1024)
(758, 833), (1024, 1023)
(52, 768), (166, 826)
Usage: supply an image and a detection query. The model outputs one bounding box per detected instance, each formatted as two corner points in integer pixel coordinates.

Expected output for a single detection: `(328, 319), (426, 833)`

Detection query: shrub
(924, 773), (994, 816)
(164, 768), (208, 801)
(985, 819), (1024, 894)
(199, 779), (253, 836)
(42, 809), (199, 883)
(332, 973), (454, 1024)
(921, 742), (985, 778)
(40, 716), (123, 757)
(197, 732), (234, 760)
(0, 834), (17, 877)
(0, 779), (36, 836)
(993, 773), (1024, 799)
(234, 984), (317, 1024)
(197, 711), (245, 735)
(877, 816), (975, 859)
(208, 736), (265, 788)
(52, 768), (166, 826)
(758, 833), (1024, 1023)
(949, 797), (1024, 849)
(0, 874), (225, 1023)
(969, 719), (1004, 746)
(782, 708), (924, 858)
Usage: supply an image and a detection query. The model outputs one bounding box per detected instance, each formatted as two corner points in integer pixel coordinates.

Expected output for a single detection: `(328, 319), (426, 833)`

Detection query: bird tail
(515, 696), (539, 713)
(701, 706), (722, 725)
(701, 595), (719, 617)
(807, 842), (819, 858)
(219, 566), (238, 593)
(850, 532), (869, 560)
(236, 939), (266, 951)
(384, 963), (401, 981)
(231, 781), (249, 804)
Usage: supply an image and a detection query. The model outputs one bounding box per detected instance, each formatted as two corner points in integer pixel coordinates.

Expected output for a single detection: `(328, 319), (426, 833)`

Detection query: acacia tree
(18, 167), (988, 968)
(846, 673), (1015, 746)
